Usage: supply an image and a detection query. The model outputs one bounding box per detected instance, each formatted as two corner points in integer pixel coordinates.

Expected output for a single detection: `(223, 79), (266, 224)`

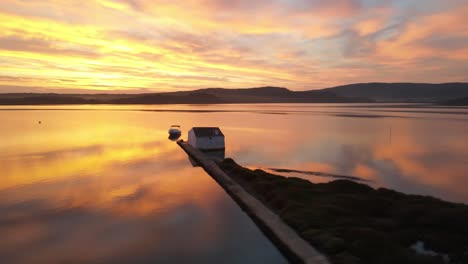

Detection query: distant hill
(440, 97), (468, 106)
(110, 91), (224, 104)
(322, 82), (468, 102)
(176, 87), (370, 103)
(0, 86), (371, 105)
(1, 83), (468, 105)
(0, 95), (99, 105)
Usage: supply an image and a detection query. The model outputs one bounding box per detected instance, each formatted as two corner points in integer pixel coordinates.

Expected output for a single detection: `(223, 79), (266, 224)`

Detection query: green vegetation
(219, 158), (468, 264)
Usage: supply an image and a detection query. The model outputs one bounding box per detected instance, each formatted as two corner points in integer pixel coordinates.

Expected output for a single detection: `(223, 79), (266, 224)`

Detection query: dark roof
(191, 127), (224, 137)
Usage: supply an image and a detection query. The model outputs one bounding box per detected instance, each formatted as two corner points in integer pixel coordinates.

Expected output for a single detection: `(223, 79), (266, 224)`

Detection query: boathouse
(188, 127), (225, 151)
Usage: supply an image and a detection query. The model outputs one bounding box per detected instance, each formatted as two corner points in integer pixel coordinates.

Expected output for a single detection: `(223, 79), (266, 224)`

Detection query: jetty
(177, 140), (330, 264)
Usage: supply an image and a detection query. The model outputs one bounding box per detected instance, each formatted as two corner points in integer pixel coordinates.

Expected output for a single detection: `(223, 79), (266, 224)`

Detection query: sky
(0, 0), (467, 93)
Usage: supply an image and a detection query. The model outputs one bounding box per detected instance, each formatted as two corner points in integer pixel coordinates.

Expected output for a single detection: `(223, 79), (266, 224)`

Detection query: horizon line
(1, 81), (467, 95)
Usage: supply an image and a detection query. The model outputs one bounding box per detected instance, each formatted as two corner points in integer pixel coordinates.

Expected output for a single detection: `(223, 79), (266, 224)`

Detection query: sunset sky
(1, 0), (467, 93)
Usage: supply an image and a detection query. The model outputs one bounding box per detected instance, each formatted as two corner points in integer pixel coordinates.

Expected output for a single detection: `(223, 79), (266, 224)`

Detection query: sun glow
(0, 0), (467, 93)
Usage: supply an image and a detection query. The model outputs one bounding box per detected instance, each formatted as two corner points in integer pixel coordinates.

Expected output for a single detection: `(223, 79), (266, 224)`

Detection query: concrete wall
(188, 130), (197, 147)
(196, 136), (224, 150)
(188, 129), (225, 150)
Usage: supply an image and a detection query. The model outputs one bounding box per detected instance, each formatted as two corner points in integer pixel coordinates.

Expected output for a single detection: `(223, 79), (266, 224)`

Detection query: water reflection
(1, 103), (468, 263)
(0, 110), (286, 264)
(268, 167), (370, 182)
(220, 107), (468, 204)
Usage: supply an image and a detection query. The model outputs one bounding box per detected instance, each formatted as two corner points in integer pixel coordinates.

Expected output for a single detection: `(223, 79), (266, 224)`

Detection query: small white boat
(168, 125), (181, 135)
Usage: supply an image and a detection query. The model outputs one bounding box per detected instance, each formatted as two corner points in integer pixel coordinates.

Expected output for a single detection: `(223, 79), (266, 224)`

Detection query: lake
(1, 103), (467, 263)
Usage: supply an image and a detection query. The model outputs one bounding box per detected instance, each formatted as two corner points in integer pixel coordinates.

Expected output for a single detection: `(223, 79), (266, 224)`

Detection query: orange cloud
(0, 0), (467, 92)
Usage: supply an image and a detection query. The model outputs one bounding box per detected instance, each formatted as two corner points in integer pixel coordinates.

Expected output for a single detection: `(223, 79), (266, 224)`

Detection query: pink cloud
(0, 0), (467, 92)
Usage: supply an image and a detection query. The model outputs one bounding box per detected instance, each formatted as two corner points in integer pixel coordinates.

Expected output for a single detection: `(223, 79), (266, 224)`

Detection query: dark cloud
(284, 0), (362, 14)
(341, 30), (377, 57)
(420, 35), (468, 51)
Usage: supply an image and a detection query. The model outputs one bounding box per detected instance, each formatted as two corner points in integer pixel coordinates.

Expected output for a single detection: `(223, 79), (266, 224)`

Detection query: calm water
(1, 103), (468, 263)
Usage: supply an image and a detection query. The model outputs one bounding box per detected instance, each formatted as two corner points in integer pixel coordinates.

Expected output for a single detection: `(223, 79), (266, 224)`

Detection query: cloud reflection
(0, 109), (288, 263)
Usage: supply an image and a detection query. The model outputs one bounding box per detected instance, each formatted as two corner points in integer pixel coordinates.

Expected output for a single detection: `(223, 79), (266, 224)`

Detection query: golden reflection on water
(0, 110), (223, 211)
(1, 104), (468, 263)
(0, 109), (287, 264)
(1, 106), (467, 204)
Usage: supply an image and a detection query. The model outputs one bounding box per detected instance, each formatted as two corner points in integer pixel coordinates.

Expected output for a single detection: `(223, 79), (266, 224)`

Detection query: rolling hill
(0, 87), (371, 105)
(441, 97), (468, 106)
(322, 82), (468, 102)
(1, 83), (468, 105)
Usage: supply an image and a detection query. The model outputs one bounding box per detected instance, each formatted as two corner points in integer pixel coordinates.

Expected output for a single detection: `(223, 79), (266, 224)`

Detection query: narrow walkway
(177, 141), (330, 264)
